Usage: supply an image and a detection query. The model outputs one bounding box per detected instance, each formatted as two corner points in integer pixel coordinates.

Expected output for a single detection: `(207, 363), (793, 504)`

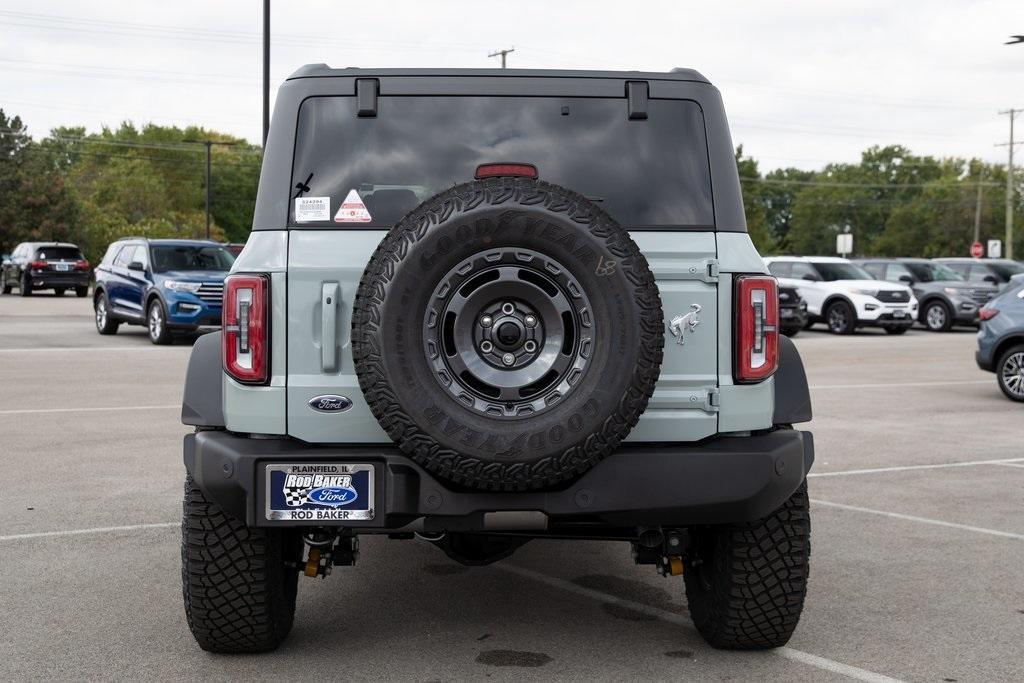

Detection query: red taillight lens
(223, 274), (269, 385)
(475, 163), (538, 179)
(29, 260), (47, 270)
(979, 307), (999, 321)
(735, 275), (779, 383)
(74, 260), (90, 271)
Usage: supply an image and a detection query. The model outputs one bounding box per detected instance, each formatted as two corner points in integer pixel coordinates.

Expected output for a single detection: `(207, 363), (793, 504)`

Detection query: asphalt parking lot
(1, 294), (1021, 682)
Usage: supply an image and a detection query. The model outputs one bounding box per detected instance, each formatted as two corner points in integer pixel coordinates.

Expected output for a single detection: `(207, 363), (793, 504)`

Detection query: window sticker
(334, 189), (372, 223)
(294, 196), (331, 222)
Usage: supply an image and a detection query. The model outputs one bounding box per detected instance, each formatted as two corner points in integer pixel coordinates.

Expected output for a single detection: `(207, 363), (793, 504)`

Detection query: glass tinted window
(861, 262), (885, 278)
(810, 261), (872, 281)
(966, 265), (993, 282)
(790, 262), (818, 280)
(944, 262), (969, 277)
(886, 263), (914, 281)
(113, 245), (134, 267)
(150, 245), (234, 273)
(35, 246), (82, 260)
(904, 262), (963, 282)
(990, 262), (1024, 280)
(291, 96), (714, 229)
(767, 261), (791, 277)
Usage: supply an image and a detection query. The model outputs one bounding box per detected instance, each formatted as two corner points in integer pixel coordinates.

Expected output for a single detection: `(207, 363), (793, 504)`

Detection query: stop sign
(971, 241), (984, 258)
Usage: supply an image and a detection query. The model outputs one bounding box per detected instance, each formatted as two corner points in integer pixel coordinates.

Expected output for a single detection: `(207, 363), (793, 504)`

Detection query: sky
(1, 0), (1022, 171)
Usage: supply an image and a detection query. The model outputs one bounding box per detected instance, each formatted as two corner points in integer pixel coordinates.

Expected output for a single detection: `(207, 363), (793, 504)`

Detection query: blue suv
(93, 239), (235, 344)
(976, 277), (1024, 401)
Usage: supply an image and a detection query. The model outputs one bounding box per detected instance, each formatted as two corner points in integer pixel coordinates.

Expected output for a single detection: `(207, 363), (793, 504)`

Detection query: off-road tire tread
(351, 177), (663, 491)
(181, 475), (298, 653)
(684, 481), (811, 650)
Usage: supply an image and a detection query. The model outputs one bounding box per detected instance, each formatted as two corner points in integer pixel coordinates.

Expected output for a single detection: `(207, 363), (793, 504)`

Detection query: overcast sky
(1, 0), (1022, 171)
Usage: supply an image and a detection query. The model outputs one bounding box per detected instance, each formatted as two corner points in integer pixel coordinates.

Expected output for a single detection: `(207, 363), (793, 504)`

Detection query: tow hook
(631, 527), (688, 577)
(300, 530), (359, 579)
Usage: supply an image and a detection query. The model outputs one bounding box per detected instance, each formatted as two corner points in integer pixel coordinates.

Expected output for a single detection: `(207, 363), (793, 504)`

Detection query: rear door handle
(321, 282), (340, 372)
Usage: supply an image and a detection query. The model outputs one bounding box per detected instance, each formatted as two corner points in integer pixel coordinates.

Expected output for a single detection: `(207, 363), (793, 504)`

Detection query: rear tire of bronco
(352, 177), (663, 491)
(683, 481), (810, 650)
(181, 475), (302, 653)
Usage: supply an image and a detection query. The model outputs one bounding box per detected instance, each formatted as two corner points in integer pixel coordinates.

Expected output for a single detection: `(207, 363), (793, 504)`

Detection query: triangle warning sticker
(334, 189), (372, 223)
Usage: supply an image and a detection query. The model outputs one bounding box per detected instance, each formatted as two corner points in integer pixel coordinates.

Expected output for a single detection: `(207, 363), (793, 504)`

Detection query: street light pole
(263, 0), (270, 146)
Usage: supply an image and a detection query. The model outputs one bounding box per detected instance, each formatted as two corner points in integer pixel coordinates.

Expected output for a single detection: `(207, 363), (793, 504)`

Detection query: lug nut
(480, 315), (493, 328)
(501, 302), (515, 315)
(502, 352), (515, 366)
(524, 315), (537, 327)
(480, 341), (493, 353)
(524, 340), (537, 352)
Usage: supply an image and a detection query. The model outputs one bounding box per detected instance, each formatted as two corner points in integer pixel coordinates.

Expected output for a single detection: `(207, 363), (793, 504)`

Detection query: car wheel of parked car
(883, 325), (908, 335)
(923, 300), (952, 332)
(19, 274), (32, 297)
(148, 299), (173, 345)
(352, 178), (664, 491)
(684, 481), (810, 650)
(780, 326), (801, 338)
(181, 475), (302, 653)
(802, 317), (815, 330)
(825, 301), (854, 334)
(75, 286), (88, 298)
(54, 287), (65, 297)
(94, 293), (120, 335)
(996, 344), (1024, 402)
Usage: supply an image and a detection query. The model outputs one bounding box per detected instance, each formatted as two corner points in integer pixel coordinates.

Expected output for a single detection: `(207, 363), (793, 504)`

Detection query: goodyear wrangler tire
(352, 178), (663, 491)
(181, 475), (302, 653)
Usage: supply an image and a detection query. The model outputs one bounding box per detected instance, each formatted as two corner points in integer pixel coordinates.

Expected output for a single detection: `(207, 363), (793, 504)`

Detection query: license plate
(892, 309), (907, 319)
(780, 308), (794, 318)
(55, 263), (69, 271)
(265, 463), (374, 521)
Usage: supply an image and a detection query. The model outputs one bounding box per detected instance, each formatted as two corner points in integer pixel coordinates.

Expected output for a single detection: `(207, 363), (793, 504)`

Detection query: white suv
(764, 256), (918, 335)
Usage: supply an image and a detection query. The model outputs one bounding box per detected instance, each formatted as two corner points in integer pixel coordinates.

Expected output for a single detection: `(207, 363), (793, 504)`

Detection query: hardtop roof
(287, 64), (709, 83)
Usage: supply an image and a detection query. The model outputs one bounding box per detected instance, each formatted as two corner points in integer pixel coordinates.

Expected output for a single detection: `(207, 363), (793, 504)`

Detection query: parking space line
(0, 522), (177, 543)
(993, 462), (1024, 469)
(0, 404), (178, 416)
(497, 563), (904, 683)
(809, 458), (1024, 478)
(811, 499), (1024, 541)
(809, 380), (990, 390)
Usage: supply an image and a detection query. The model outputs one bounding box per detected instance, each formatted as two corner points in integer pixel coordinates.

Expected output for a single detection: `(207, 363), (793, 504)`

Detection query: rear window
(290, 96), (714, 229)
(35, 246), (82, 260)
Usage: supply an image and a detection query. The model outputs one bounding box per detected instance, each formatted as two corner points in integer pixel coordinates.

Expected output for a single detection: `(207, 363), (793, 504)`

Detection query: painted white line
(0, 346), (187, 353)
(809, 457), (1024, 478)
(811, 499), (1024, 541)
(809, 380), (990, 390)
(0, 404), (178, 416)
(993, 462), (1024, 469)
(497, 563), (903, 683)
(0, 522), (177, 543)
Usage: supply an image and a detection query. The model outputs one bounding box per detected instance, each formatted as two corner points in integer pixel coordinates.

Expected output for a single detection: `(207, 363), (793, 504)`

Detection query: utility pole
(973, 177), (984, 244)
(184, 140), (235, 239)
(488, 47), (514, 68)
(998, 108), (1020, 260)
(262, 0), (270, 147)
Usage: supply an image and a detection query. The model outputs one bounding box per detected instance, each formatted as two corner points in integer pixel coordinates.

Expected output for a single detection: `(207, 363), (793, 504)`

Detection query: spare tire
(352, 177), (663, 491)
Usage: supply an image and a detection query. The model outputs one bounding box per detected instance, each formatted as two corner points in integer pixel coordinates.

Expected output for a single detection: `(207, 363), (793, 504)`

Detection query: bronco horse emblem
(669, 304), (702, 345)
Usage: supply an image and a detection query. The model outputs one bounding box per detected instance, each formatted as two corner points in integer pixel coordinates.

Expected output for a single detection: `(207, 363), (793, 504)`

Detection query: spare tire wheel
(352, 178), (664, 491)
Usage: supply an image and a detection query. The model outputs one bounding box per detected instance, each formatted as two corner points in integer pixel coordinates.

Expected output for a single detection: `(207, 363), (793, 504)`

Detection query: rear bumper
(29, 272), (89, 288)
(184, 429), (814, 532)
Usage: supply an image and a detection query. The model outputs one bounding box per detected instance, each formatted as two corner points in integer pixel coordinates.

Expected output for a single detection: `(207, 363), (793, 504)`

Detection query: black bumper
(184, 429), (814, 532)
(30, 273), (89, 288)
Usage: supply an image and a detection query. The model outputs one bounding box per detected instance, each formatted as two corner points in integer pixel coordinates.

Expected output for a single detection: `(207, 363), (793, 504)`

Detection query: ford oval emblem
(306, 485), (358, 507)
(308, 395), (353, 413)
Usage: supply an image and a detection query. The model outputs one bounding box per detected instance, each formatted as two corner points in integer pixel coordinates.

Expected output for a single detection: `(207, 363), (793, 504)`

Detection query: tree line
(1, 107), (1021, 263)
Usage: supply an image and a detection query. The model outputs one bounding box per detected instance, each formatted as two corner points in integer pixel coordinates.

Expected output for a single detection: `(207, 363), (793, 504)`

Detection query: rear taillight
(475, 162), (538, 179)
(979, 307), (999, 321)
(223, 274), (269, 384)
(74, 260), (90, 271)
(29, 260), (47, 270)
(735, 275), (779, 383)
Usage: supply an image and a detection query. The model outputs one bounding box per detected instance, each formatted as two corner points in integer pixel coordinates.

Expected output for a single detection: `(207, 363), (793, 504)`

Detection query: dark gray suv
(856, 258), (996, 331)
(976, 279), (1024, 401)
(935, 258), (1024, 291)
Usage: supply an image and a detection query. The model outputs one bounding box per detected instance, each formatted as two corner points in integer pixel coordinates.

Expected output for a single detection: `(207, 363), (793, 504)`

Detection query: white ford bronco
(180, 66), (814, 654)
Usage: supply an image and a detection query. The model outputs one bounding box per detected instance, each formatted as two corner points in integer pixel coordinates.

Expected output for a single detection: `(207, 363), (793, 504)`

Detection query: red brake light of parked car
(978, 307), (999, 321)
(735, 275), (779, 383)
(74, 260), (90, 270)
(223, 274), (269, 385)
(29, 260), (47, 270)
(474, 163), (538, 179)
